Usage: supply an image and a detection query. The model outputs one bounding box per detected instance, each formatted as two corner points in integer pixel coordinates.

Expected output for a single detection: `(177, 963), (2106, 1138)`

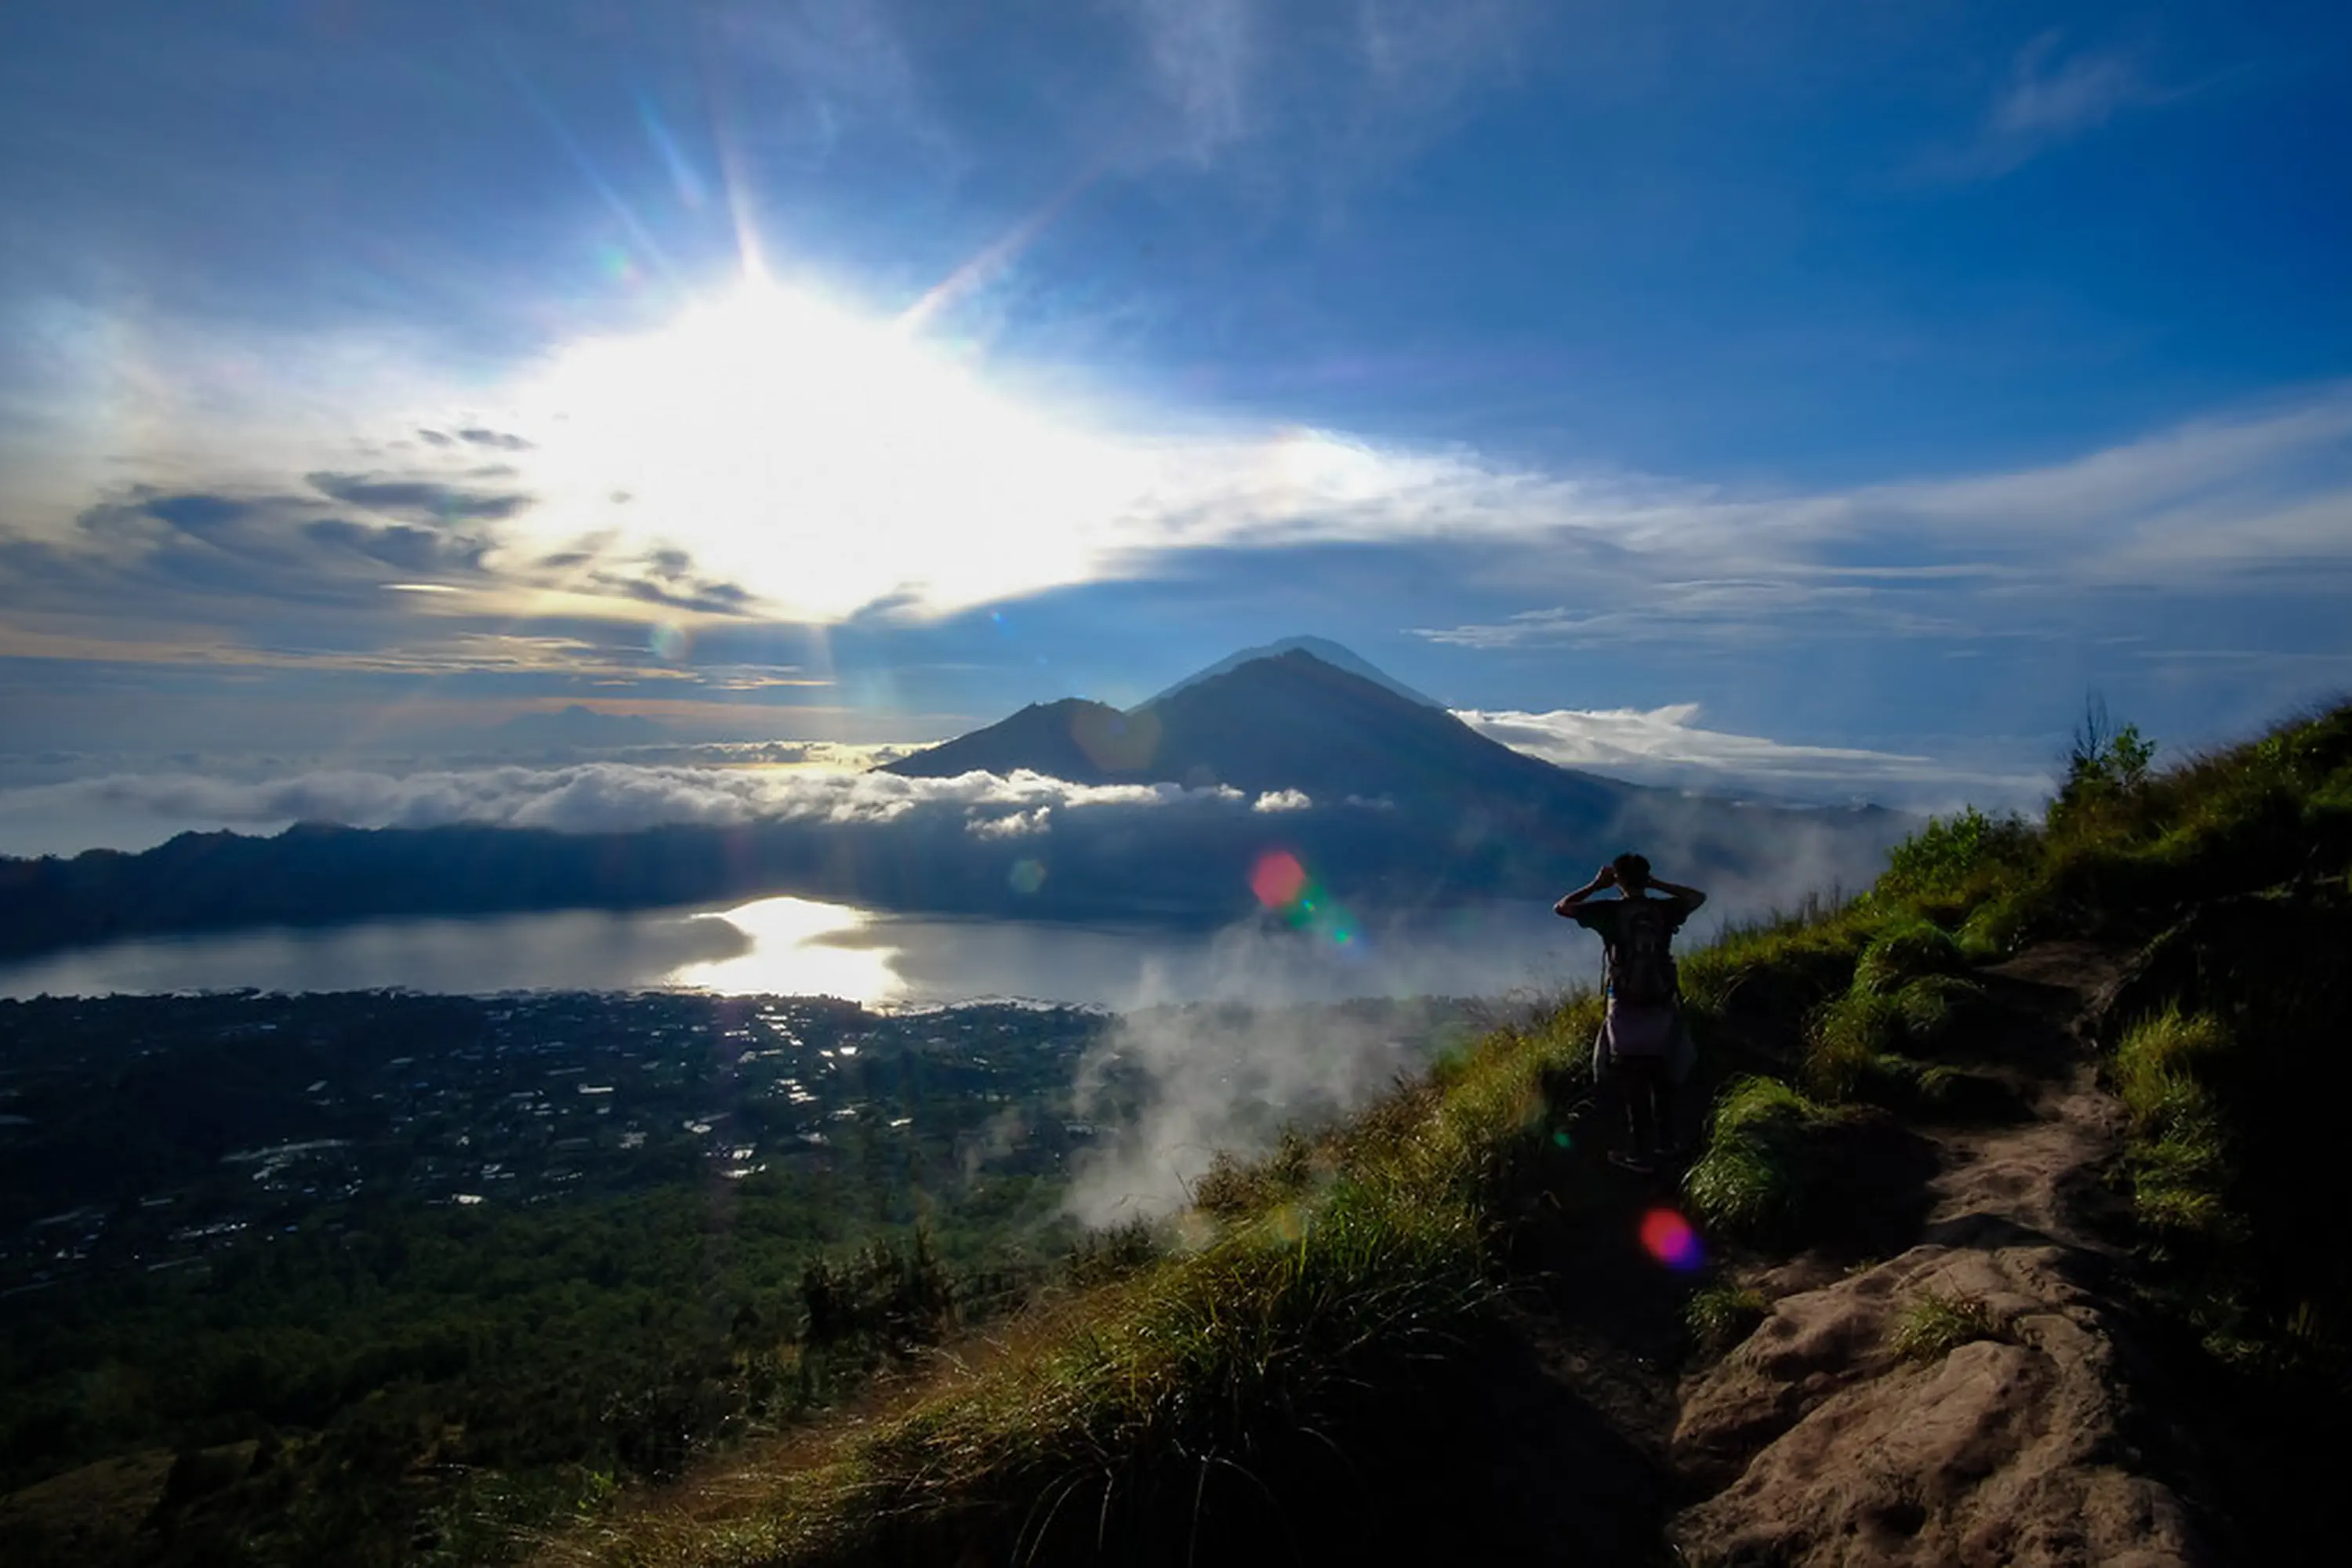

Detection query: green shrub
(1955, 892), (2031, 960)
(1803, 991), (1903, 1100)
(2113, 1009), (2226, 1135)
(1853, 919), (1969, 995)
(1684, 1078), (1845, 1240)
(1874, 807), (2038, 909)
(2111, 1010), (2239, 1246)
(1685, 1283), (1770, 1352)
(1889, 1291), (2009, 1361)
(1846, 1052), (1925, 1111)
(2049, 699), (2160, 842)
(1890, 974), (1982, 1053)
(1194, 1127), (1317, 1219)
(1677, 898), (1875, 1022)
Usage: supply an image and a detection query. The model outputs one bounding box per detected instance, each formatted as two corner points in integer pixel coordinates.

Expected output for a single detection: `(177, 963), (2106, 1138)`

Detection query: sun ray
(898, 160), (1106, 335)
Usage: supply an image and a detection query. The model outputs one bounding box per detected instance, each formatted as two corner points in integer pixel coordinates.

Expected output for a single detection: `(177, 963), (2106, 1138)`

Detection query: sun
(513, 279), (1154, 622)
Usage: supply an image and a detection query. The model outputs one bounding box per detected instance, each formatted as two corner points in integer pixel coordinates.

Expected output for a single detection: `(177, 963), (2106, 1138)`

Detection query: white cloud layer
(0, 764), (1292, 844)
(1457, 705), (2049, 811)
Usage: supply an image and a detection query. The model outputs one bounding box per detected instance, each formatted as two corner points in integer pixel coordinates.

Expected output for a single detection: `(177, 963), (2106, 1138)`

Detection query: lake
(0, 895), (1599, 1007)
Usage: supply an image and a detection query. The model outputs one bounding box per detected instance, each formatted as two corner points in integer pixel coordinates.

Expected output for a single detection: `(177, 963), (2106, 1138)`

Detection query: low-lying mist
(1063, 991), (1479, 1228)
(1059, 820), (1891, 1224)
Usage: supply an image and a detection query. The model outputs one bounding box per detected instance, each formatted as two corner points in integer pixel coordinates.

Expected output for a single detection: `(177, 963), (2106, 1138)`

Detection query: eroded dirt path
(1666, 944), (2214, 1567)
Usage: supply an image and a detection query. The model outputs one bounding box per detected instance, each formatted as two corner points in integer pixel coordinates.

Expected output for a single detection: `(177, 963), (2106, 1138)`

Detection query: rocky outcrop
(1670, 979), (2212, 1566)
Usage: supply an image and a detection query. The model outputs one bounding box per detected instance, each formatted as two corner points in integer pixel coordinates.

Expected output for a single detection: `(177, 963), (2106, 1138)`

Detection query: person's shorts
(1595, 1002), (1694, 1082)
(1604, 1002), (1680, 1058)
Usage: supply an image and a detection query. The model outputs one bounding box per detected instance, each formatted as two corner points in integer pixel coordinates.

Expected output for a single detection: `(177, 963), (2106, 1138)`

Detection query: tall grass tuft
(1683, 1077), (1845, 1241)
(2111, 1009), (2236, 1243)
(1890, 974), (1980, 1052)
(1685, 1283), (1771, 1354)
(1802, 992), (1902, 1100)
(1889, 1291), (2009, 1362)
(786, 1178), (1495, 1563)
(1677, 895), (1872, 1022)
(1852, 918), (1969, 995)
(2113, 1008), (2227, 1134)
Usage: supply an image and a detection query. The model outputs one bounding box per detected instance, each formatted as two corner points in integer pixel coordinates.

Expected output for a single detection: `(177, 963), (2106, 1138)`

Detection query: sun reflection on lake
(663, 896), (908, 1001)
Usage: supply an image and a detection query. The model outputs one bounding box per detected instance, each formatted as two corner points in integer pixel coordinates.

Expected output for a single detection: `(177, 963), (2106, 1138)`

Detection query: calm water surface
(0, 896), (1594, 1007)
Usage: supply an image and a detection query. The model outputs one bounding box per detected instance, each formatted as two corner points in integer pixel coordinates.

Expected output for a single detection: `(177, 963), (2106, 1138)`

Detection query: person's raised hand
(1595, 863), (1617, 887)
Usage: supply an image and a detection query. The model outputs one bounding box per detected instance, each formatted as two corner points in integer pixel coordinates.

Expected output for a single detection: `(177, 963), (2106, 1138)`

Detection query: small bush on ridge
(1889, 1291), (2009, 1362)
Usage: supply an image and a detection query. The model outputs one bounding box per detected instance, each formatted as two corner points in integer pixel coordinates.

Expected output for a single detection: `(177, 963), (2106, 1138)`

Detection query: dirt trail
(1665, 944), (2214, 1566)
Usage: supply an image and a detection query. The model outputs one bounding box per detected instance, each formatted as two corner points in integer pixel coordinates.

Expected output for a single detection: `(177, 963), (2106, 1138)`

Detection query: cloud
(1202, 394), (2352, 612)
(306, 471), (535, 524)
(718, 0), (939, 154)
(1928, 34), (2169, 178)
(967, 805), (1052, 838)
(302, 518), (490, 575)
(1126, 0), (1257, 160)
(0, 470), (781, 677)
(1457, 705), (2049, 811)
(1396, 390), (2352, 649)
(6, 285), (2347, 702)
(1989, 37), (2149, 140)
(0, 763), (1255, 838)
(585, 547), (765, 617)
(456, 426), (535, 452)
(1110, 0), (1543, 178)
(550, 739), (927, 770)
(0, 487), (501, 614)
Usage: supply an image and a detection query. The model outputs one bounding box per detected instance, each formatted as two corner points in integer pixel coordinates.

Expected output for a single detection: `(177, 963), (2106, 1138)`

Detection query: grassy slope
(547, 700), (2352, 1566)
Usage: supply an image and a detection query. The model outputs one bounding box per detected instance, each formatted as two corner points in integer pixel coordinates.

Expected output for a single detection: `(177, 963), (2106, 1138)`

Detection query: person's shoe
(1607, 1151), (1656, 1174)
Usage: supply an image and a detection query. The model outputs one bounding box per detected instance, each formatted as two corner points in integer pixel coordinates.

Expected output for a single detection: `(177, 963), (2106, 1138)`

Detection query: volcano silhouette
(884, 645), (1629, 823)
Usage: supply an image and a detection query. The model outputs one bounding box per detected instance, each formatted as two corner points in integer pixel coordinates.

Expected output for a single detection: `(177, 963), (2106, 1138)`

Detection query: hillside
(533, 699), (2352, 1565)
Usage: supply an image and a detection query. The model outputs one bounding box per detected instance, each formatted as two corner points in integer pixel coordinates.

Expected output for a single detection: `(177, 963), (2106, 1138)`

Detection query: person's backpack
(1608, 898), (1681, 1007)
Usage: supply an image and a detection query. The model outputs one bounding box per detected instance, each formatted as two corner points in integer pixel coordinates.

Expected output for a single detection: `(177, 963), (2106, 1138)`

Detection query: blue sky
(2, 0), (2349, 821)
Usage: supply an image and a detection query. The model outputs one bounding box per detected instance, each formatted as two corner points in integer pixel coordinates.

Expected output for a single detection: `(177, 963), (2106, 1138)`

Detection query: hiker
(1555, 852), (1707, 1172)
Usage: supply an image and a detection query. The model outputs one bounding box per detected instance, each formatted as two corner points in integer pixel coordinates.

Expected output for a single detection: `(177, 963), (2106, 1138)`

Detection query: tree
(2061, 693), (2156, 808)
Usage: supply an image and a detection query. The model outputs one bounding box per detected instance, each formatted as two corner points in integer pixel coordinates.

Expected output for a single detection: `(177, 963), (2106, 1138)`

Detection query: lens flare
(599, 244), (642, 286)
(1639, 1207), (1705, 1272)
(1247, 850), (1364, 949)
(1250, 850), (1308, 908)
(649, 622), (689, 660)
(1007, 858), (1047, 895)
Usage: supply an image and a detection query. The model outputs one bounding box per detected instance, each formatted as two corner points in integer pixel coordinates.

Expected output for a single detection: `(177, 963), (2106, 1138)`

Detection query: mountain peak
(1145, 637), (1440, 710)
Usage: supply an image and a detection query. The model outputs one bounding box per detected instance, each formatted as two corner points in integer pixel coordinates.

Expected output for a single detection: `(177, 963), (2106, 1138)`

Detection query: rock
(1669, 1062), (2212, 1566)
